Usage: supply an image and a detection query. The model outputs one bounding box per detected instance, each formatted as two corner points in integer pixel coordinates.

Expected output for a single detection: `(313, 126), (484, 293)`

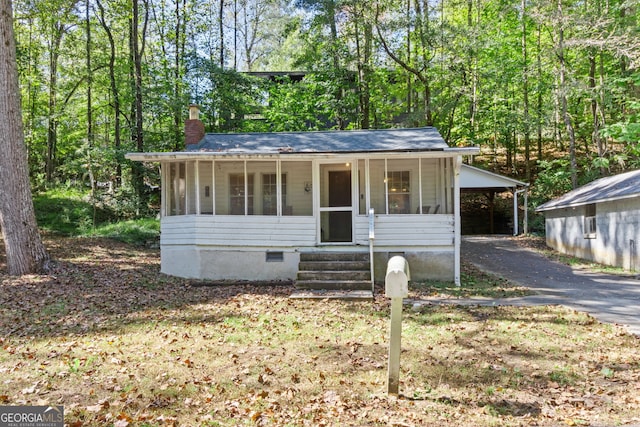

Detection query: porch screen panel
(186, 161), (197, 214)
(369, 159), (386, 214)
(419, 158), (438, 214)
(281, 161), (312, 216)
(215, 161), (250, 215)
(247, 161), (277, 215)
(387, 159), (418, 214)
(230, 173), (254, 215)
(199, 161), (214, 214)
(166, 162), (186, 216)
(442, 158), (454, 214)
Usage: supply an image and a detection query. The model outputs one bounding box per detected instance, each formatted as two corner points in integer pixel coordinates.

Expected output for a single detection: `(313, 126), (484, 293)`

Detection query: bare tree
(0, 0), (50, 275)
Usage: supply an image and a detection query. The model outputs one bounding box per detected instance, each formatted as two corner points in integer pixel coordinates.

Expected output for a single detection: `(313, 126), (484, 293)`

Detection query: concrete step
(294, 280), (373, 291)
(297, 270), (371, 281)
(299, 252), (369, 262)
(295, 252), (372, 292)
(298, 260), (370, 271)
(290, 289), (373, 300)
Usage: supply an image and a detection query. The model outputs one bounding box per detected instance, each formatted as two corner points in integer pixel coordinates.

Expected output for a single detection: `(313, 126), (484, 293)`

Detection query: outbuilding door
(319, 163), (353, 243)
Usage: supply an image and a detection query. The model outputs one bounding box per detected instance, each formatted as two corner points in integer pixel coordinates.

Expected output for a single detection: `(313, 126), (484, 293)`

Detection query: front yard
(1, 236), (639, 426)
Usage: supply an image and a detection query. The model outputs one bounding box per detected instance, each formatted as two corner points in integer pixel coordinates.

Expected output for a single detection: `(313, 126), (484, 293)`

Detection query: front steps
(291, 252), (373, 300)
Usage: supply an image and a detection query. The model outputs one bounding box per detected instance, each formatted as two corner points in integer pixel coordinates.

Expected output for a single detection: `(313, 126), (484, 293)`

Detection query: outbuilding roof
(460, 164), (528, 192)
(536, 169), (640, 212)
(188, 127), (448, 154)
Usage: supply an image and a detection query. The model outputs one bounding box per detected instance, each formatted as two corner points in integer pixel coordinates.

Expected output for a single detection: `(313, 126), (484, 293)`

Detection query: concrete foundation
(162, 245), (454, 283)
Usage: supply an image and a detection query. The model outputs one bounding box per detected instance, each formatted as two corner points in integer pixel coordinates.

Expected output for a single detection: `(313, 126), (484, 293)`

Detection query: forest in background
(14, 0), (640, 216)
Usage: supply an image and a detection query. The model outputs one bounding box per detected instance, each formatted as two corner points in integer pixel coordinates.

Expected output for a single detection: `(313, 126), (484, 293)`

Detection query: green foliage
(602, 96), (640, 168)
(262, 76), (326, 131)
(10, 0), (640, 215)
(83, 218), (160, 246)
(33, 186), (159, 245)
(531, 159), (574, 205)
(34, 187), (113, 236)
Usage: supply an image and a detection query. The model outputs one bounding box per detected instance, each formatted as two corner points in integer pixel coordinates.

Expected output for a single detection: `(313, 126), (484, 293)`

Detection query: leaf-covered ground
(1, 235), (640, 426)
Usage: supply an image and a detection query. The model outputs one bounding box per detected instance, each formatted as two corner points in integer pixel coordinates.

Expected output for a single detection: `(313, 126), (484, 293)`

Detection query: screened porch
(161, 156), (455, 221)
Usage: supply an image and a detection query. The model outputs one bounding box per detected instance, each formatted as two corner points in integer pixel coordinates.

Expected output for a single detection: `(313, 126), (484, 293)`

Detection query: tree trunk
(86, 0), (95, 196)
(219, 0), (225, 68)
(173, 0), (186, 150)
(557, 0), (577, 188)
(0, 0), (50, 275)
(467, 0), (477, 141)
(406, 0), (411, 115)
(96, 0), (122, 186)
(131, 0), (147, 207)
(354, 3), (371, 129)
(521, 0), (531, 182)
(589, 50), (605, 175)
(415, 0), (432, 126)
(536, 24), (543, 163)
(46, 30), (63, 182)
(86, 0), (93, 149)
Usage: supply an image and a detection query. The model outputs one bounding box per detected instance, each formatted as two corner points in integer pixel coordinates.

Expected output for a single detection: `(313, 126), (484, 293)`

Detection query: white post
(524, 188), (528, 234)
(513, 188), (518, 236)
(385, 256), (410, 395)
(369, 208), (375, 294)
(453, 157), (462, 286)
(387, 297), (403, 394)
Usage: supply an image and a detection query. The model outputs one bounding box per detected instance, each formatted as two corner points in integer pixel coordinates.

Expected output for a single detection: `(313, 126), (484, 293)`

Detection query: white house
(536, 169), (640, 271)
(126, 107), (479, 290)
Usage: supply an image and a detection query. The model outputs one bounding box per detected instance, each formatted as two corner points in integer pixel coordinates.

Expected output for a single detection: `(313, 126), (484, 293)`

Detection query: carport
(460, 164), (529, 235)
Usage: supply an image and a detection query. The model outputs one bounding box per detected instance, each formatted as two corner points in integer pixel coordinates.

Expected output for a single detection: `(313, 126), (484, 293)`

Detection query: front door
(320, 164), (353, 243)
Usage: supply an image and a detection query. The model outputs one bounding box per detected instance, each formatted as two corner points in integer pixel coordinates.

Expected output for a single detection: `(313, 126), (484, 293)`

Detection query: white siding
(281, 161), (313, 215)
(354, 214), (454, 247)
(161, 215), (316, 247)
(199, 161), (214, 214)
(545, 198), (640, 270)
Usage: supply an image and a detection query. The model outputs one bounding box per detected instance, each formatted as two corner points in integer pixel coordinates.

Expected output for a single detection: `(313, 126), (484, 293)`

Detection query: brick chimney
(185, 104), (205, 147)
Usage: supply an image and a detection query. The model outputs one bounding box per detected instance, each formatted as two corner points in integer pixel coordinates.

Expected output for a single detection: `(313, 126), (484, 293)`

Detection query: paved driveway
(459, 236), (640, 336)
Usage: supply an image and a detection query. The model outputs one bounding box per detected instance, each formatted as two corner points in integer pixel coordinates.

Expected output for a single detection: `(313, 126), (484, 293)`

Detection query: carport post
(513, 186), (529, 235)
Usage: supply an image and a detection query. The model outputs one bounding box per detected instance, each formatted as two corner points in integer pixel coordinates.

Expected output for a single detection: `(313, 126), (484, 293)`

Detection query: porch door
(320, 164), (353, 243)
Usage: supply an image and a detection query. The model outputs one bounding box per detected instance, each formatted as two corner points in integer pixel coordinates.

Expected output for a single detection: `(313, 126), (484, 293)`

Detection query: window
(262, 174), (286, 215)
(387, 171), (410, 214)
(229, 173), (254, 215)
(583, 203), (596, 238)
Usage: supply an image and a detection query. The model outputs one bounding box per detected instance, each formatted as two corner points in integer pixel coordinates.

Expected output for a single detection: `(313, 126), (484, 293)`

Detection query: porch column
(454, 156), (462, 286)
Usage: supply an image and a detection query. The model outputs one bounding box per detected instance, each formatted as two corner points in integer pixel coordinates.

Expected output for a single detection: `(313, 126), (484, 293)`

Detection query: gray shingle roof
(536, 169), (640, 212)
(187, 127), (447, 154)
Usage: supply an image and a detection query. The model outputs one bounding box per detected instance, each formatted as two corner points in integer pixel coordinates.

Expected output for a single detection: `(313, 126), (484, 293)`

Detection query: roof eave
(126, 146), (479, 162)
(536, 192), (640, 212)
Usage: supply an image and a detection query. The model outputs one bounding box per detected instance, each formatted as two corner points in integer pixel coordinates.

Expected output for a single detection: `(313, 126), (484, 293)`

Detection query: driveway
(447, 236), (640, 336)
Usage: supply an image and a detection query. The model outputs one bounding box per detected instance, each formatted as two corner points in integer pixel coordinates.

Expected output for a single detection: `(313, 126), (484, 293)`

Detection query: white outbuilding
(536, 169), (640, 271)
